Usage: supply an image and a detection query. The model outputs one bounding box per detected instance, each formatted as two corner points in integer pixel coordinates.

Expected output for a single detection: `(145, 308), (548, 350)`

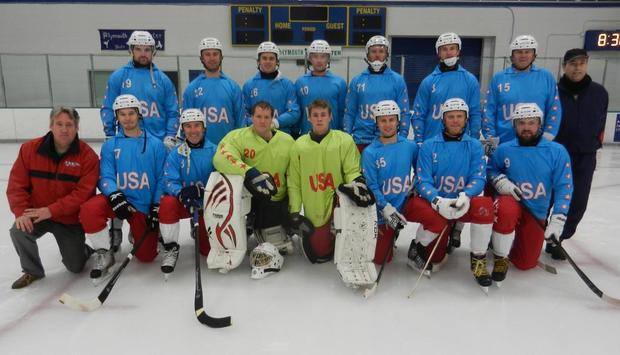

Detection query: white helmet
(511, 102), (544, 125)
(308, 39), (331, 55)
(199, 37), (223, 53)
(510, 35), (538, 52)
(112, 94), (141, 113)
(440, 98), (469, 118)
(180, 108), (206, 126)
(365, 35), (390, 72)
(127, 31), (156, 54)
(372, 100), (401, 122)
(250, 242), (283, 280)
(257, 41), (280, 58)
(435, 32), (462, 53)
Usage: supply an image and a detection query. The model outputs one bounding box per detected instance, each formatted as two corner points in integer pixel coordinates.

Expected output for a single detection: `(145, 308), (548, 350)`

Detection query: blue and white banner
(99, 29), (165, 51)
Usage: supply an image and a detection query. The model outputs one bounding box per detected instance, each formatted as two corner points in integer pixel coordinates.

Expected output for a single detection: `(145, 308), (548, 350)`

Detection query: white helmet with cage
(440, 98), (469, 119)
(511, 102), (544, 126)
(435, 32), (462, 53)
(199, 37), (223, 53)
(372, 100), (401, 122)
(257, 41), (280, 58)
(127, 31), (156, 54)
(250, 242), (283, 280)
(510, 35), (538, 53)
(180, 108), (206, 127)
(364, 35), (390, 72)
(113, 94), (141, 115)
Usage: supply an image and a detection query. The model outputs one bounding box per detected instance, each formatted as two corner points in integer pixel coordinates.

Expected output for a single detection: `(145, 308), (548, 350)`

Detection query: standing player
(213, 101), (295, 253)
(288, 99), (375, 263)
(182, 37), (244, 144)
(482, 35), (561, 144)
(489, 103), (572, 280)
(159, 109), (217, 277)
(100, 30), (179, 251)
(295, 40), (347, 134)
(344, 35), (411, 151)
(412, 32), (481, 144)
(362, 100), (418, 264)
(80, 95), (166, 281)
(408, 98), (494, 289)
(242, 41), (300, 135)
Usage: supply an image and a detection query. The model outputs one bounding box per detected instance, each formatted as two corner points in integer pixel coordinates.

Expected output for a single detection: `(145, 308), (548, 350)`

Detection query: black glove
(108, 190), (137, 220)
(244, 167), (277, 199)
(337, 176), (375, 207)
(147, 204), (160, 230)
(289, 212), (315, 238)
(178, 185), (204, 211)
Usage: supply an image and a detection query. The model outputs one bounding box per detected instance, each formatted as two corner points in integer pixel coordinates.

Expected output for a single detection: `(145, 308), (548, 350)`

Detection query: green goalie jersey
(213, 127), (294, 202)
(288, 130), (362, 227)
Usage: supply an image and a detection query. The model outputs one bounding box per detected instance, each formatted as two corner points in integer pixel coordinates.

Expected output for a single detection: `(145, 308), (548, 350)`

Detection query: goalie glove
(337, 176), (376, 207)
(244, 167), (277, 199)
(382, 203), (407, 230)
(493, 174), (522, 201)
(545, 214), (566, 246)
(431, 196), (463, 220)
(108, 190), (137, 220)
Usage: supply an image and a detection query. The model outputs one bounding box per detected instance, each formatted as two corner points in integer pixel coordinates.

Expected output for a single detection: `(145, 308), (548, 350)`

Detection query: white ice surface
(1, 143), (619, 355)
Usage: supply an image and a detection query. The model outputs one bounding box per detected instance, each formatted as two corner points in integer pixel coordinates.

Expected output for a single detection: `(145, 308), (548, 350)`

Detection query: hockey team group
(7, 30), (609, 297)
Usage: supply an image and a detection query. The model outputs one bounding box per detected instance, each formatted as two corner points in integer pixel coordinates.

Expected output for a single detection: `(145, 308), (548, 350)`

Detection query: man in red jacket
(6, 107), (99, 289)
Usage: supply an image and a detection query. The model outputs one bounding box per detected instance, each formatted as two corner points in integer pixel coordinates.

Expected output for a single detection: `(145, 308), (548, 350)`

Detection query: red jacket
(6, 132), (99, 225)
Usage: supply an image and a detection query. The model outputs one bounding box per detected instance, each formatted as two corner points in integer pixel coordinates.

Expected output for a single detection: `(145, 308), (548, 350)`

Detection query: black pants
(560, 152), (597, 240)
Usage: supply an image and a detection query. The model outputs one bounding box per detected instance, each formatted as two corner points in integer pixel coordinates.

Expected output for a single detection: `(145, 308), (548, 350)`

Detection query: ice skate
(470, 253), (492, 294)
(492, 254), (509, 288)
(161, 242), (180, 280)
(407, 240), (432, 278)
(90, 249), (114, 285)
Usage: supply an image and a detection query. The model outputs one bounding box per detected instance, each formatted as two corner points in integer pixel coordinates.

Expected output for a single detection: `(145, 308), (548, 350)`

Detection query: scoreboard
(231, 5), (386, 46)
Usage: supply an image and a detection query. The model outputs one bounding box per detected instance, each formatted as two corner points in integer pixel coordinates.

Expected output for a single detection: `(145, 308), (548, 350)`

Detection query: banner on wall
(99, 29), (165, 51)
(614, 114), (620, 142)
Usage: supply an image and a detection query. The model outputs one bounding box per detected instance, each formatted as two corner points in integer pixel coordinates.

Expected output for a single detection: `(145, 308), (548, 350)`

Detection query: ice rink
(1, 142), (619, 355)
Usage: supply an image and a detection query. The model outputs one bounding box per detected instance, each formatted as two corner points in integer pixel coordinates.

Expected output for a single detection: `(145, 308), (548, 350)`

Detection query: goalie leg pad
(333, 190), (378, 287)
(203, 172), (252, 272)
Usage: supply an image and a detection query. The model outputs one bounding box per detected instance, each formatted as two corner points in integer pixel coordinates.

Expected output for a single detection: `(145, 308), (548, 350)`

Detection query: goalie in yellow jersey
(213, 101), (295, 255)
(288, 99), (375, 263)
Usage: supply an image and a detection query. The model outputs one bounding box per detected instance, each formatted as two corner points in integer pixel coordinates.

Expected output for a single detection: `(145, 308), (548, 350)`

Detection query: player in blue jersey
(362, 100), (418, 264)
(80, 95), (166, 282)
(100, 31), (179, 251)
(489, 103), (572, 280)
(482, 35), (561, 144)
(295, 40), (347, 134)
(158, 109), (217, 278)
(412, 32), (481, 144)
(408, 98), (494, 289)
(182, 37), (244, 144)
(344, 35), (411, 151)
(242, 41), (300, 135)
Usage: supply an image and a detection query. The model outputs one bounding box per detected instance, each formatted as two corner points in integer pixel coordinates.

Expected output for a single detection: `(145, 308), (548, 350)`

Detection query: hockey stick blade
(193, 208), (232, 328)
(537, 260), (558, 274)
(58, 228), (152, 312)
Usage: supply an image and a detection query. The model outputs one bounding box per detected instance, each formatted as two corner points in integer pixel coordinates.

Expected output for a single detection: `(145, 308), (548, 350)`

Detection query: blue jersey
(412, 65), (481, 143)
(99, 130), (167, 214)
(488, 139), (573, 220)
(482, 65), (561, 143)
(362, 136), (418, 225)
(242, 72), (300, 134)
(416, 134), (486, 202)
(295, 71), (347, 134)
(182, 72), (243, 144)
(101, 61), (179, 141)
(163, 141), (217, 198)
(344, 68), (411, 145)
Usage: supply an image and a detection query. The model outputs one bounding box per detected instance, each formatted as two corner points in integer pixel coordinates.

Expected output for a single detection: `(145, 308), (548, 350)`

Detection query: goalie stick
(523, 203), (620, 306)
(59, 227), (153, 312)
(363, 225), (403, 298)
(192, 207), (232, 328)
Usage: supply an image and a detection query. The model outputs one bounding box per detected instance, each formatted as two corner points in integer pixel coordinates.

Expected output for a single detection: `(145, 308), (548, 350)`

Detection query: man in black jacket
(553, 48), (609, 259)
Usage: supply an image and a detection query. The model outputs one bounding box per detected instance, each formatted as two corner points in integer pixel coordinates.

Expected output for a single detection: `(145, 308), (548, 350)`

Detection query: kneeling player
(159, 109), (217, 278)
(489, 103), (572, 280)
(288, 99), (375, 264)
(80, 95), (166, 281)
(409, 98), (494, 288)
(361, 100), (418, 264)
(213, 101), (295, 255)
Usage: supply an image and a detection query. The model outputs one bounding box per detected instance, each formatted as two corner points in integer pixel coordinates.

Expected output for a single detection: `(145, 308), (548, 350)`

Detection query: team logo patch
(64, 161), (80, 168)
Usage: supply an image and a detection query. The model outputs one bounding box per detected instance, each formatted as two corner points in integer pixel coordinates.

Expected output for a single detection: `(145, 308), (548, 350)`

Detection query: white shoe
(161, 242), (180, 275)
(90, 249), (114, 280)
